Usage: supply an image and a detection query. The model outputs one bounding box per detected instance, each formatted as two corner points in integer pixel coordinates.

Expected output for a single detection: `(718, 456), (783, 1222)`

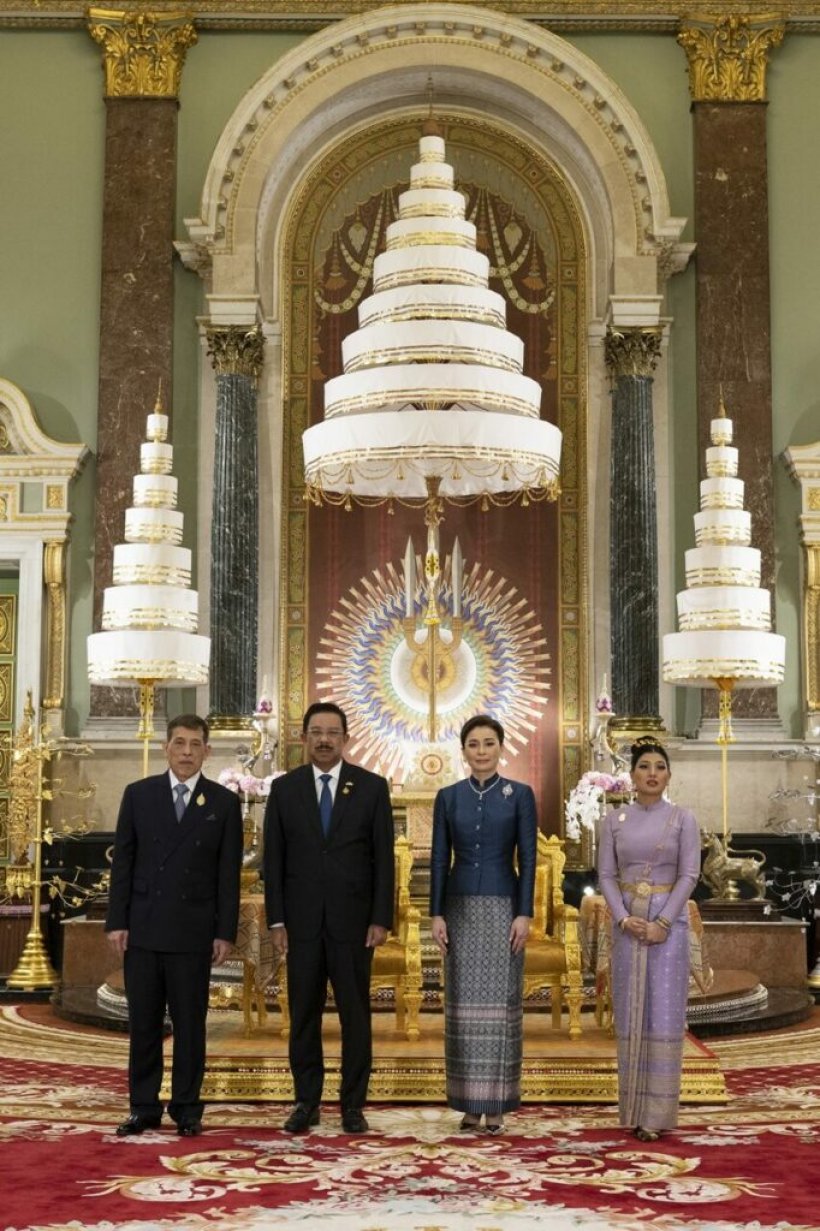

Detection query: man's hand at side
(212, 939), (233, 965)
(107, 929), (128, 957)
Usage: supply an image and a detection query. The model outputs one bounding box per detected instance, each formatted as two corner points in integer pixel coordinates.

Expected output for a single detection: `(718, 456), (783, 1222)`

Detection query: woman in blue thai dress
(597, 738), (701, 1142)
(430, 715), (537, 1133)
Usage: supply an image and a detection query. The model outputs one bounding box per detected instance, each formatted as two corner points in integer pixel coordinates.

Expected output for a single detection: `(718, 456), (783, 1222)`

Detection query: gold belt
(619, 880), (674, 898)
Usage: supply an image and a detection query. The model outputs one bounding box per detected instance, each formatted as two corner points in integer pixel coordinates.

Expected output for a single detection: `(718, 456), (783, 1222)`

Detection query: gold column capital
(604, 327), (662, 379)
(87, 7), (197, 99)
(206, 325), (265, 380)
(677, 13), (785, 103)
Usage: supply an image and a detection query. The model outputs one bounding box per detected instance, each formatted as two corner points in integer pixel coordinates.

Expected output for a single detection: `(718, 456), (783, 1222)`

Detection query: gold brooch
(342, 781), (354, 796)
(196, 793), (205, 806)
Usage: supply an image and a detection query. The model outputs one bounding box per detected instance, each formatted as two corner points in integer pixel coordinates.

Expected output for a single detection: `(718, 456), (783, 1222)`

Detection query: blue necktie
(319, 773), (333, 836)
(174, 782), (188, 822)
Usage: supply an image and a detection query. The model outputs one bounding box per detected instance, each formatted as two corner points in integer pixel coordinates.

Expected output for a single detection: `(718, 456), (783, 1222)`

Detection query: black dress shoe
(341, 1107), (369, 1133)
(283, 1103), (320, 1133)
(116, 1113), (162, 1137)
(177, 1119), (202, 1137)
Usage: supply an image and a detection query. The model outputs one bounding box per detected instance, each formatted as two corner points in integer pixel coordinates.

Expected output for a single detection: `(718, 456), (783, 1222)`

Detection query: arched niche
(179, 2), (690, 763)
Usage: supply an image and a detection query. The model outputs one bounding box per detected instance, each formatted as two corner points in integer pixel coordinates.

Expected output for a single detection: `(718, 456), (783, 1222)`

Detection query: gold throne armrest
(274, 834), (423, 1042)
(523, 833), (583, 1040)
(370, 834), (423, 1040)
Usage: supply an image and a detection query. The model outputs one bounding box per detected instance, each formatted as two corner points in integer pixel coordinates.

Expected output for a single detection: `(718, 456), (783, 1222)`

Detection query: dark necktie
(319, 773), (333, 836)
(174, 782), (188, 822)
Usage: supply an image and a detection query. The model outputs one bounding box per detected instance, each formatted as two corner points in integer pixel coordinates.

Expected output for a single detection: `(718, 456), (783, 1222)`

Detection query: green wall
(1, 23), (814, 736)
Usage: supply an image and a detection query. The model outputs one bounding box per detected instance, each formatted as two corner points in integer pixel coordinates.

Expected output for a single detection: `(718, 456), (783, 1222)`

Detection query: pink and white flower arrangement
(218, 767), (282, 799)
(564, 770), (632, 840)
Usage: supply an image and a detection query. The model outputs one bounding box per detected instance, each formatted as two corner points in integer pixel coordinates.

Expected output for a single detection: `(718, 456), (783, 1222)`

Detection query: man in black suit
(106, 713), (243, 1138)
(263, 701), (394, 1134)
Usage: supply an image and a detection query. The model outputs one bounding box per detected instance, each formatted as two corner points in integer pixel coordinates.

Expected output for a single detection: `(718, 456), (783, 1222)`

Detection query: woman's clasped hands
(621, 916), (668, 945)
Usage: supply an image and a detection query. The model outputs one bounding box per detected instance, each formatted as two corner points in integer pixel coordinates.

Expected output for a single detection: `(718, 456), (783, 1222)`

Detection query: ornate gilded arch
(278, 114), (587, 831)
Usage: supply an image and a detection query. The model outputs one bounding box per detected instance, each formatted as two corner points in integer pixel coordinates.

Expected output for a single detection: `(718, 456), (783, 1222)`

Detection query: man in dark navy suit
(263, 702), (394, 1134)
(106, 714), (243, 1138)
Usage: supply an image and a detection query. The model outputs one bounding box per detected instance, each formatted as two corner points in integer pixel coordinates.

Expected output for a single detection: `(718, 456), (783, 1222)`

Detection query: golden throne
(523, 833), (584, 1040)
(275, 834), (423, 1041)
(369, 834), (423, 1040)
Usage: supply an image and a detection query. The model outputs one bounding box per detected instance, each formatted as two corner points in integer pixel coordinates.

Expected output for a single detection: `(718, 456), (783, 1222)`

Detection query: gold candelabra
(4, 693), (96, 991)
(402, 477), (463, 742)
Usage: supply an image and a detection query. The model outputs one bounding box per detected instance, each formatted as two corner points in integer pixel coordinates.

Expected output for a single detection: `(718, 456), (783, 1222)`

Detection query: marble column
(205, 326), (265, 725)
(86, 8), (196, 718)
(605, 327), (664, 732)
(678, 13), (784, 724)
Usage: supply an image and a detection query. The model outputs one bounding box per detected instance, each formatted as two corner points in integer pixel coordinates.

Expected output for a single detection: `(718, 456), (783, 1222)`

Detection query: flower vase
(580, 817), (597, 871)
(241, 798), (262, 894)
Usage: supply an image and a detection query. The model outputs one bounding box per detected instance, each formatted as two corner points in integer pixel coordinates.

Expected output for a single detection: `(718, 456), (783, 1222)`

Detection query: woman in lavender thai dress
(597, 738), (700, 1142)
(430, 715), (536, 1134)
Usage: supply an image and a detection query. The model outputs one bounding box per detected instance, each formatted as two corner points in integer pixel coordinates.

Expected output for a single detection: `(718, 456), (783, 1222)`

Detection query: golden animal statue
(700, 830), (767, 901)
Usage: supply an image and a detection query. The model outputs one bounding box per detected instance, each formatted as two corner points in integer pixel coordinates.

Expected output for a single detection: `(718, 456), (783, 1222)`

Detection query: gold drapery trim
(101, 608), (199, 631)
(87, 7), (197, 99)
(206, 325), (265, 379)
(677, 14), (785, 102)
(664, 656), (784, 679)
(685, 566), (760, 586)
(112, 562), (191, 585)
(604, 327), (662, 378)
(87, 658), (208, 681)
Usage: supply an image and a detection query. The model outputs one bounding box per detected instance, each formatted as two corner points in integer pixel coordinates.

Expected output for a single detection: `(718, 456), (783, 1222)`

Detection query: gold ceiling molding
(678, 13), (786, 101)
(87, 7), (197, 98)
(3, 3), (820, 31)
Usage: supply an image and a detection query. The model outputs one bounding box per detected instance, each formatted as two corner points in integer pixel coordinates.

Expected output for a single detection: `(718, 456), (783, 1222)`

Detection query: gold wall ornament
(677, 14), (785, 102)
(43, 541), (67, 715)
(784, 441), (820, 732)
(805, 547), (820, 710)
(87, 7), (197, 99)
(604, 326), (662, 378)
(206, 325), (265, 380)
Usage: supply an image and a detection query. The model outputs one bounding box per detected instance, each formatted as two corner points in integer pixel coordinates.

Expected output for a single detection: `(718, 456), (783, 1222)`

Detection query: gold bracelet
(656, 916), (671, 930)
(619, 916), (629, 931)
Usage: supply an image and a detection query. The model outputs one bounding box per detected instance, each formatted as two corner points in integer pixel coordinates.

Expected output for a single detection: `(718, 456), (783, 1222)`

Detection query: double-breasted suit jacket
(263, 761), (394, 941)
(106, 772), (243, 953)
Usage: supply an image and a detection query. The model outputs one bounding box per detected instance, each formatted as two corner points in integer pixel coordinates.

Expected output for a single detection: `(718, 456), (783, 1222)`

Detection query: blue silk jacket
(429, 775), (537, 918)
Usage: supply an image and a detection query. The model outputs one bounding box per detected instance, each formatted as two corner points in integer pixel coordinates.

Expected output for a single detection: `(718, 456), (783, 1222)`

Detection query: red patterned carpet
(1, 1003), (818, 1231)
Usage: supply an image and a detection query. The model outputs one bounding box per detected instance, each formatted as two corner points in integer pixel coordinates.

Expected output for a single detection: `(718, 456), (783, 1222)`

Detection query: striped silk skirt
(443, 895), (524, 1114)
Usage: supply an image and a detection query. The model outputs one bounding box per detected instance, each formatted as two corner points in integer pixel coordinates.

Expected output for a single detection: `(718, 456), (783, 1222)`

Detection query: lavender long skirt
(443, 895), (524, 1114)
(610, 907), (690, 1131)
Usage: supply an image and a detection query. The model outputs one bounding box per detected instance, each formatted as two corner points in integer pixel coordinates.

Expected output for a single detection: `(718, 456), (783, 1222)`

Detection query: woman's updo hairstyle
(630, 736), (670, 773)
(460, 714), (504, 747)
